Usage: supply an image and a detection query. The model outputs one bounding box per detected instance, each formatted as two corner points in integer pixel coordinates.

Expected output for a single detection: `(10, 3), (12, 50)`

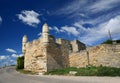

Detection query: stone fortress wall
(22, 23), (86, 73)
(69, 44), (120, 68)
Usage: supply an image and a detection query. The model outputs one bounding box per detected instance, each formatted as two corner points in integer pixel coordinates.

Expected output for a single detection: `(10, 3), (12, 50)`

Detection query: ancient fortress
(22, 23), (120, 74)
(22, 23), (86, 73)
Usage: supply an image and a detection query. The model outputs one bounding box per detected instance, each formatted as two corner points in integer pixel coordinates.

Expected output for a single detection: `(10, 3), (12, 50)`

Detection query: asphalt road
(0, 67), (120, 83)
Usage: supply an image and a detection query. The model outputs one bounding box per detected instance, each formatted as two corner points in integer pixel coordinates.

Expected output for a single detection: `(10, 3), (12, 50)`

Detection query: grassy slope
(45, 65), (120, 76)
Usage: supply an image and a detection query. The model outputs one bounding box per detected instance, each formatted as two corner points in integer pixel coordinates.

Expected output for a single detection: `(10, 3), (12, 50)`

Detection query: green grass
(16, 69), (38, 75)
(45, 67), (78, 75)
(45, 65), (120, 76)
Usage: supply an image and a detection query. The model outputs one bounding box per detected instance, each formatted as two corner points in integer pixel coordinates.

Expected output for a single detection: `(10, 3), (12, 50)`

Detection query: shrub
(16, 56), (24, 69)
(45, 65), (120, 76)
(102, 40), (112, 44)
(97, 66), (120, 76)
(44, 67), (77, 75)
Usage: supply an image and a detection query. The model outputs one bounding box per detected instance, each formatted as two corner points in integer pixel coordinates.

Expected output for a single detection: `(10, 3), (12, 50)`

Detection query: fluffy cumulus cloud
(17, 10), (40, 27)
(6, 48), (17, 53)
(0, 16), (2, 24)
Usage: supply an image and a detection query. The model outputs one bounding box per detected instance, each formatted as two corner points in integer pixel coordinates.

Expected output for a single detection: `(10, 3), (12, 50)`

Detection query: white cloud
(0, 55), (9, 60)
(49, 27), (53, 30)
(49, 15), (120, 45)
(11, 53), (23, 58)
(79, 13), (86, 17)
(89, 0), (120, 13)
(61, 26), (79, 36)
(17, 10), (40, 27)
(53, 0), (87, 16)
(52, 0), (120, 25)
(19, 54), (23, 57)
(0, 16), (2, 24)
(11, 54), (18, 58)
(104, 15), (120, 34)
(49, 25), (79, 36)
(0, 56), (7, 60)
(50, 0), (120, 42)
(76, 15), (120, 45)
(54, 0), (120, 16)
(53, 26), (60, 33)
(6, 48), (17, 53)
(48, 26), (63, 33)
(51, 26), (63, 33)
(0, 55), (17, 67)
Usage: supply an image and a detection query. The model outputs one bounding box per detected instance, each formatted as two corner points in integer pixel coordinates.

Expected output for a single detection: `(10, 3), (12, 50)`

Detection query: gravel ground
(0, 67), (120, 83)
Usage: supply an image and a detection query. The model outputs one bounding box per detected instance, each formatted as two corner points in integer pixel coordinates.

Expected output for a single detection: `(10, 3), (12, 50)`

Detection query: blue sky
(0, 0), (120, 66)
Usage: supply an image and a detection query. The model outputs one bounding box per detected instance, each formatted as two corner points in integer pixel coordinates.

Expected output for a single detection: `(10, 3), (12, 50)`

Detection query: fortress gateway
(22, 23), (86, 73)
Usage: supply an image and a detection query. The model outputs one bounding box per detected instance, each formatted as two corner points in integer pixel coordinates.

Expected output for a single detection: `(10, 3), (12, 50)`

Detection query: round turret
(22, 35), (28, 53)
(42, 23), (49, 44)
(22, 35), (28, 43)
(42, 23), (49, 33)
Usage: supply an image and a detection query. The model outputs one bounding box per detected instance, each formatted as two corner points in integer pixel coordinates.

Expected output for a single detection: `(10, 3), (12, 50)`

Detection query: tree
(102, 40), (112, 44)
(16, 56), (24, 69)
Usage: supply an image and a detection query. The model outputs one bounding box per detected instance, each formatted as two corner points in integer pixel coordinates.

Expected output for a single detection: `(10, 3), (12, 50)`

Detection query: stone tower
(42, 23), (49, 45)
(22, 35), (27, 53)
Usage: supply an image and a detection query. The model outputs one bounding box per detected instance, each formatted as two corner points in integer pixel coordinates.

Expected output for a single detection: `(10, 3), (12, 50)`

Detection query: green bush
(97, 65), (120, 76)
(16, 56), (24, 69)
(45, 67), (77, 75)
(76, 66), (98, 76)
(45, 65), (120, 76)
(102, 40), (112, 44)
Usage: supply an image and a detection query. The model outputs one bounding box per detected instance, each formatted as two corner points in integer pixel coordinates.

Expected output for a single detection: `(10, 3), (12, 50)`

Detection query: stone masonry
(69, 44), (120, 68)
(22, 23), (86, 73)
